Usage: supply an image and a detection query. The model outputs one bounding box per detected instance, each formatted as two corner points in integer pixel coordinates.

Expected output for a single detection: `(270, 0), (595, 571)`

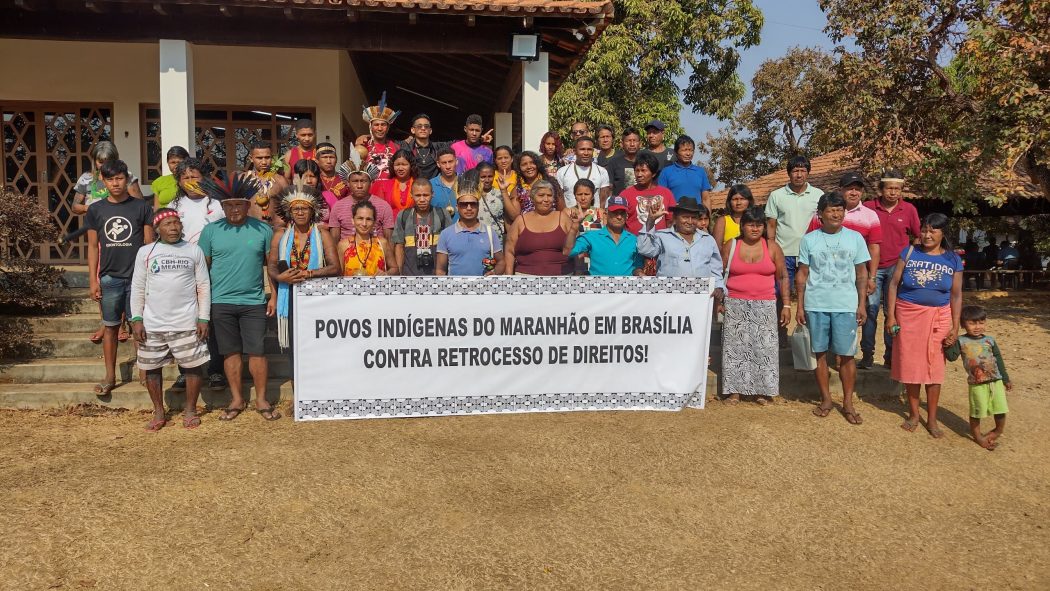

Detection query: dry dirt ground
(1, 293), (1048, 590)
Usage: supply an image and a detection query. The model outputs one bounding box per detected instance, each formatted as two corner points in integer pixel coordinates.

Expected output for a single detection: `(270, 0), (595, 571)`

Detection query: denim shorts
(99, 275), (132, 327)
(806, 310), (858, 356)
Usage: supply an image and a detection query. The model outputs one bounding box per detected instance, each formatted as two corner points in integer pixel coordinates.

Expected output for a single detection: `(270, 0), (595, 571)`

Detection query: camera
(417, 249), (434, 270)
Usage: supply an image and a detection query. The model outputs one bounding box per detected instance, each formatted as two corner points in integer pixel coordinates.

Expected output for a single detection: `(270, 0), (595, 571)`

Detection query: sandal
(144, 418), (166, 432)
(755, 396), (770, 406)
(928, 425), (945, 439)
(256, 406), (282, 421)
(117, 327), (131, 343)
(94, 382), (116, 397)
(218, 406), (245, 421)
(182, 415), (201, 429)
(900, 419), (919, 432)
(89, 328), (104, 344)
(841, 408), (863, 425)
(812, 404), (833, 418)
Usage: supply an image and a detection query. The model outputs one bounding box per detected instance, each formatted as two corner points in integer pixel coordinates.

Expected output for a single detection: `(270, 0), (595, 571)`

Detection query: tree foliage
(705, 46), (850, 185)
(550, 0), (763, 140)
(820, 0), (1050, 209)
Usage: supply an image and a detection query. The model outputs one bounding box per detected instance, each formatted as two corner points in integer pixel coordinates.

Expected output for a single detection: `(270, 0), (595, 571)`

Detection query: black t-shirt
(85, 197), (153, 278)
(401, 140), (452, 180)
(607, 154), (639, 195)
(596, 149), (621, 168)
(641, 147), (676, 178)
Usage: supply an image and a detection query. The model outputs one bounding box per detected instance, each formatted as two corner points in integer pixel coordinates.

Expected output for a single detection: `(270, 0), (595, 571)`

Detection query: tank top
(342, 237), (387, 276)
(726, 239), (776, 300)
(723, 215), (741, 243)
(515, 216), (569, 276)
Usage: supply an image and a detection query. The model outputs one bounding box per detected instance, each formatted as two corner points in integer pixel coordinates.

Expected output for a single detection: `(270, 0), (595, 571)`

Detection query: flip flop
(928, 426), (945, 439)
(182, 415), (201, 429)
(117, 328), (130, 343)
(755, 397), (770, 406)
(812, 405), (833, 418)
(841, 409), (863, 425)
(900, 419), (919, 432)
(256, 406), (282, 421)
(89, 332), (104, 345)
(218, 406), (245, 421)
(144, 418), (166, 432)
(94, 382), (116, 397)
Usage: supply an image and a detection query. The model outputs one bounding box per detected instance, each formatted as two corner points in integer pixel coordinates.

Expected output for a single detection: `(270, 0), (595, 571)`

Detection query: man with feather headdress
(325, 148), (395, 242)
(353, 92), (401, 181)
(197, 173), (281, 421)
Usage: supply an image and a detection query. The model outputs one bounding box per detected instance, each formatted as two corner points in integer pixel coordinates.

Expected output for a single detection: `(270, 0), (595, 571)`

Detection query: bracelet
(130, 316), (143, 323)
(782, 305), (791, 309)
(197, 318), (209, 324)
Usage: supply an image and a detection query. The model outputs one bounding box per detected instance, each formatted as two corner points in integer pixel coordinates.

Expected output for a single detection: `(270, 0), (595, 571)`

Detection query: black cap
(839, 172), (866, 188)
(644, 120), (666, 131)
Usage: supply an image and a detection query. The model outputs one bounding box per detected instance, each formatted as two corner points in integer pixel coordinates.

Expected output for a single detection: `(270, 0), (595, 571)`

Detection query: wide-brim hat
(669, 196), (702, 214)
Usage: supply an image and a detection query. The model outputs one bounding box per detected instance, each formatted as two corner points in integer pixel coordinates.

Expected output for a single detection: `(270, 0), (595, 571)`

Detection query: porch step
(0, 380), (291, 411)
(27, 332), (282, 358)
(0, 355), (292, 384)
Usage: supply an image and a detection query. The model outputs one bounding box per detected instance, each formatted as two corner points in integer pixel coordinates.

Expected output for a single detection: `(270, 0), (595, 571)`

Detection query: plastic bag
(791, 324), (817, 371)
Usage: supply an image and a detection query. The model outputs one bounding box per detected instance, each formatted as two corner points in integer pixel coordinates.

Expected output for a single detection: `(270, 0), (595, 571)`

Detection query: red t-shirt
(370, 177), (416, 216)
(621, 185), (675, 234)
(863, 198), (920, 269)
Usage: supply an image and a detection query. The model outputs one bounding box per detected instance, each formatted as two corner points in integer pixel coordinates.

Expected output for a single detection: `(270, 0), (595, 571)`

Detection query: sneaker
(858, 354), (874, 370)
(170, 374), (187, 392)
(208, 373), (228, 391)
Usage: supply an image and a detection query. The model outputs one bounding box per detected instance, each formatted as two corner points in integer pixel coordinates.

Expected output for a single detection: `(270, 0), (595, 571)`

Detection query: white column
(522, 52), (549, 153)
(159, 39), (195, 153)
(494, 112), (513, 149)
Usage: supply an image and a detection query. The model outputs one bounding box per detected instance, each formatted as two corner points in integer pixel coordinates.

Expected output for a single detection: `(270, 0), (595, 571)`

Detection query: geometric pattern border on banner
(298, 275), (713, 297)
(293, 275), (713, 420)
(296, 392), (696, 420)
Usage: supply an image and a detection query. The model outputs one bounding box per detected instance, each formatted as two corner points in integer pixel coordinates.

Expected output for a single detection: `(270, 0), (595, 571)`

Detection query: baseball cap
(839, 172), (866, 188)
(644, 120), (666, 131)
(606, 195), (628, 212)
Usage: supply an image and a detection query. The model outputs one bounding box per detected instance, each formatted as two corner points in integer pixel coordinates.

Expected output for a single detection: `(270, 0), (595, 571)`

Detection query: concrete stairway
(0, 275), (292, 410)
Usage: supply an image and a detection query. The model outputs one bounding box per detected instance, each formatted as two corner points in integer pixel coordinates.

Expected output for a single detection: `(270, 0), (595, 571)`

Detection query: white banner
(293, 276), (713, 420)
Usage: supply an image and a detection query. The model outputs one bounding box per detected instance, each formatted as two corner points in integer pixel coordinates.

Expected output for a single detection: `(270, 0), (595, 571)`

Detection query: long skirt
(721, 297), (780, 397)
(891, 300), (951, 385)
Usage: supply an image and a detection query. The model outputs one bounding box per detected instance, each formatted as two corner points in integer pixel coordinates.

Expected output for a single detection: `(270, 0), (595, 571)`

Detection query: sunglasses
(571, 129), (587, 136)
(457, 202), (479, 209)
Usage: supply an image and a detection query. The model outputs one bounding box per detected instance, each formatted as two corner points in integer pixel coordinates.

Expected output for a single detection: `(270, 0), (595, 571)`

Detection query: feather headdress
(456, 169), (482, 199)
(193, 172), (261, 202)
(276, 178), (326, 223)
(336, 148), (381, 182)
(362, 91), (400, 125)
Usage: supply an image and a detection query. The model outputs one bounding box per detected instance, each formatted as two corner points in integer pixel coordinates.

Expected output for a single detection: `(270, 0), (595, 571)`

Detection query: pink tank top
(726, 239), (776, 300)
(516, 217), (570, 276)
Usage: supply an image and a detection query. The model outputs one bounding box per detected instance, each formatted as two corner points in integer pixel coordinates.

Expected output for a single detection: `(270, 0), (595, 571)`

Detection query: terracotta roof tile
(708, 148), (1044, 210)
(180, 0), (613, 16)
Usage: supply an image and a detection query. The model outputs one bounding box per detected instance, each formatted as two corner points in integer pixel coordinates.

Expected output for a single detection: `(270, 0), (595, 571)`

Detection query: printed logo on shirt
(104, 216), (132, 243)
(905, 258), (955, 286)
(150, 256), (194, 274)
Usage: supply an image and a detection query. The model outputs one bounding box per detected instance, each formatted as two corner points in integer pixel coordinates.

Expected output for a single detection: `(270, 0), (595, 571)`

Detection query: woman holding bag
(721, 206), (791, 405)
(887, 213), (963, 438)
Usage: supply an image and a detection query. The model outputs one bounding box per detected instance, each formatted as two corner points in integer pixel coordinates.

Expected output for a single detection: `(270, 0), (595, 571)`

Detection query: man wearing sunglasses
(562, 121), (591, 166)
(400, 113), (451, 180)
(436, 191), (505, 276)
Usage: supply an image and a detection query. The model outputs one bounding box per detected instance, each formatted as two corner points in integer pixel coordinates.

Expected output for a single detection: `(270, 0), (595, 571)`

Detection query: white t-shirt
(130, 240), (211, 332)
(556, 162), (611, 208)
(175, 196), (225, 244)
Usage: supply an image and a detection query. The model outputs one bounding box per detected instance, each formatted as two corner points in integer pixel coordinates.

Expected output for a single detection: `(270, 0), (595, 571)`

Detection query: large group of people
(72, 96), (1011, 448)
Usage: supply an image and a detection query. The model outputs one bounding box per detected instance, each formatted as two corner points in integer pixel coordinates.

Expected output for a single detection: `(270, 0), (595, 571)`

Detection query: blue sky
(678, 0), (837, 142)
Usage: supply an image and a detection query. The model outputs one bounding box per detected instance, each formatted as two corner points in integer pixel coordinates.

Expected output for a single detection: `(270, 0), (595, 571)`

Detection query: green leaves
(550, 0), (763, 139)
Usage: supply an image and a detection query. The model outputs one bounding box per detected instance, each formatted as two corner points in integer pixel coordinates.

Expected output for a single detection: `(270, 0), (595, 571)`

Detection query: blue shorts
(806, 310), (858, 356)
(99, 275), (131, 327)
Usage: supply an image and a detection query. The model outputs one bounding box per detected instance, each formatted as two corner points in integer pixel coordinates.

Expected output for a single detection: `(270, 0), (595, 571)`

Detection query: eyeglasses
(571, 129), (587, 136)
(457, 202), (479, 209)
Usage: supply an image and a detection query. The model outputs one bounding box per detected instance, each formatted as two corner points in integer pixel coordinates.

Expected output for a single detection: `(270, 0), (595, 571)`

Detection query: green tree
(705, 46), (848, 185)
(820, 0), (1050, 209)
(550, 0), (763, 141)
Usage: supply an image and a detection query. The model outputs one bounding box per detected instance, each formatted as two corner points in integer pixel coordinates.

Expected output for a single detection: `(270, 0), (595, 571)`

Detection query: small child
(945, 305), (1012, 450)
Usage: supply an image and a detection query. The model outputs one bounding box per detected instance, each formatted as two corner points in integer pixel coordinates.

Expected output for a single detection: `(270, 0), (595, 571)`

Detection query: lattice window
(141, 106), (313, 182)
(2, 104), (113, 263)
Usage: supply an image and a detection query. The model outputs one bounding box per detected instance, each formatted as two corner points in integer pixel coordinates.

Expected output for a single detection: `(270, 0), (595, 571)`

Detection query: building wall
(0, 39), (358, 176)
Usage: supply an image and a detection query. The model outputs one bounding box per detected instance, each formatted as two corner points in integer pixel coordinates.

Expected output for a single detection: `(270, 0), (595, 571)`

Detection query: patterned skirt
(721, 297), (780, 397)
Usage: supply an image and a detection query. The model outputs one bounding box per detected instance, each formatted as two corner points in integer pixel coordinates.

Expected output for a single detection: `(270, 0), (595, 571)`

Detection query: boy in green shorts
(945, 305), (1011, 450)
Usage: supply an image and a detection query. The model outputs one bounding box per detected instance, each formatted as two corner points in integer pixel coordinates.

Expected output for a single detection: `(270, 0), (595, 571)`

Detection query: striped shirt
(807, 203), (883, 245)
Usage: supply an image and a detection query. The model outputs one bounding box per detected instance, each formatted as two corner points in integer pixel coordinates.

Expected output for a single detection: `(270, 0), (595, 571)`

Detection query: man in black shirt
(641, 119), (676, 176)
(607, 127), (643, 194)
(400, 113), (451, 180)
(86, 159), (154, 396)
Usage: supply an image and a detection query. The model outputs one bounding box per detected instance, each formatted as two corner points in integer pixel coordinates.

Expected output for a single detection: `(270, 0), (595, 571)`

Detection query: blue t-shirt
(430, 177), (458, 222)
(437, 223), (501, 276)
(568, 228), (641, 276)
(798, 227), (871, 313)
(657, 162), (713, 203)
(897, 246), (962, 307)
